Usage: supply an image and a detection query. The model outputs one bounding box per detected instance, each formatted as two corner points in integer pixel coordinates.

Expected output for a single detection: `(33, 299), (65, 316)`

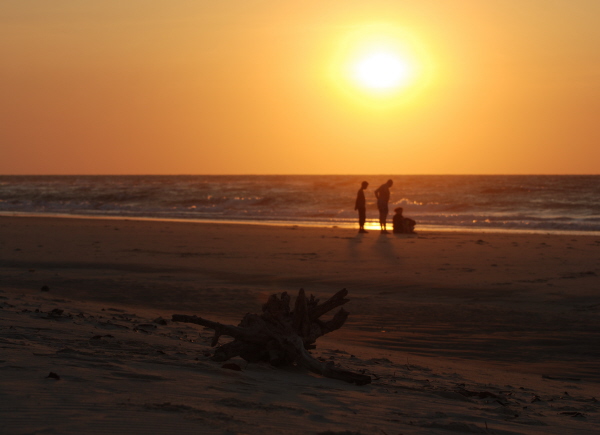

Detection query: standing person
(354, 181), (369, 233)
(374, 179), (393, 234)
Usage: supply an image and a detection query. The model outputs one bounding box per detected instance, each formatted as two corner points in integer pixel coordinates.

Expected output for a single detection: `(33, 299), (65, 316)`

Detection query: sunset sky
(2, 1), (599, 175)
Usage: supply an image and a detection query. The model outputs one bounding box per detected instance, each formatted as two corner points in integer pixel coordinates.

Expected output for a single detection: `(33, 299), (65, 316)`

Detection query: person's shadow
(346, 231), (367, 261)
(372, 232), (398, 265)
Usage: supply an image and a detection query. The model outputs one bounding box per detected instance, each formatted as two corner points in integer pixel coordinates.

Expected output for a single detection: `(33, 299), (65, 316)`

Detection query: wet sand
(1, 216), (599, 434)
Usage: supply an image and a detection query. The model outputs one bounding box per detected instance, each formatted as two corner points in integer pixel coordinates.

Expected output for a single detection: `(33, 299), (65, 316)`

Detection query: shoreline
(2, 211), (599, 237)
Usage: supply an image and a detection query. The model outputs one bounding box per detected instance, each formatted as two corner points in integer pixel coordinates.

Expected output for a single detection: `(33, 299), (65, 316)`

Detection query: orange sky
(2, 1), (599, 175)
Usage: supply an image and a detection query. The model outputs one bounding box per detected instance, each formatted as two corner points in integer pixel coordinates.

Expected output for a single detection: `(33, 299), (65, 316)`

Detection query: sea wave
(1, 175), (599, 234)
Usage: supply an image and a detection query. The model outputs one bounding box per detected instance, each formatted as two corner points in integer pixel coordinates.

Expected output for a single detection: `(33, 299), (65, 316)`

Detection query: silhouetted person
(354, 181), (369, 233)
(374, 179), (393, 233)
(392, 207), (416, 234)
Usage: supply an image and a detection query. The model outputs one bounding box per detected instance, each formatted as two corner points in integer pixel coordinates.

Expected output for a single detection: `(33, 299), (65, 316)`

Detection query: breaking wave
(1, 175), (599, 234)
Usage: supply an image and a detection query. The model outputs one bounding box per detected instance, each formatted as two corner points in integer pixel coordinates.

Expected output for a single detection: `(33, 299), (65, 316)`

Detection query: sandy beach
(1, 215), (599, 434)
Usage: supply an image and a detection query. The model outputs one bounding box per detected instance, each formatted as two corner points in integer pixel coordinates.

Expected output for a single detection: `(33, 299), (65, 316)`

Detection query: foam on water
(1, 175), (599, 234)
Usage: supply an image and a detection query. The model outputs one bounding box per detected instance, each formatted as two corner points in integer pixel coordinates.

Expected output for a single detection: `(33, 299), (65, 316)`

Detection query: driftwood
(172, 288), (371, 385)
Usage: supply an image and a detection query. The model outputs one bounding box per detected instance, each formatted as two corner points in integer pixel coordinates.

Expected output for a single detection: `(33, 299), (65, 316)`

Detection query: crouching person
(392, 207), (416, 234)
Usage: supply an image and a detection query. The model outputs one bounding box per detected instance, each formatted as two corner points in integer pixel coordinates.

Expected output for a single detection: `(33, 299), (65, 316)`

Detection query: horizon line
(1, 173), (599, 177)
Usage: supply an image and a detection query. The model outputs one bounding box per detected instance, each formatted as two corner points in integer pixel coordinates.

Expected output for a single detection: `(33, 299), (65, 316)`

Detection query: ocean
(0, 175), (599, 235)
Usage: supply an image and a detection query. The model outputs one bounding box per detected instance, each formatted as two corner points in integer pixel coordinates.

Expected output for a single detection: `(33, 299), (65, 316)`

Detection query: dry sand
(1, 215), (599, 434)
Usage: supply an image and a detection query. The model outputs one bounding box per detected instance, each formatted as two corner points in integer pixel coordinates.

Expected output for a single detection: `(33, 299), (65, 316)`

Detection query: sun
(351, 51), (411, 90)
(328, 24), (433, 107)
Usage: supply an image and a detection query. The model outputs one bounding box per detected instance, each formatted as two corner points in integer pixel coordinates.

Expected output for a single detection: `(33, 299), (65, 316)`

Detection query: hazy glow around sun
(329, 24), (432, 107)
(351, 51), (411, 90)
